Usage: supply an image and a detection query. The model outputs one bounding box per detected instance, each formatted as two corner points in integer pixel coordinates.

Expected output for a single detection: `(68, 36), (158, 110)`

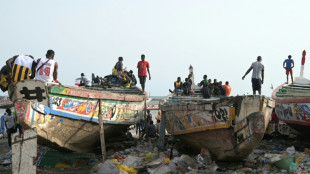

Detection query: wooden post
(158, 111), (165, 150)
(98, 99), (107, 161)
(144, 97), (148, 137)
(12, 128), (37, 174)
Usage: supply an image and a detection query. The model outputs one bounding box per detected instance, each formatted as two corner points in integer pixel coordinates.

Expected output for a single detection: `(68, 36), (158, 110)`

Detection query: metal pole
(98, 99), (107, 161)
(158, 111), (165, 150)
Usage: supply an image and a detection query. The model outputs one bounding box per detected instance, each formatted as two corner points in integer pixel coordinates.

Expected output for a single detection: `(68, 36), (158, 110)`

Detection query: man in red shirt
(137, 54), (151, 92)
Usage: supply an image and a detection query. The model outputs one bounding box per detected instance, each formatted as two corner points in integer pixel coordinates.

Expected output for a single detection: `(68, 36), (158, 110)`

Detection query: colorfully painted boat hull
(272, 83), (310, 136)
(10, 80), (145, 152)
(160, 95), (274, 161)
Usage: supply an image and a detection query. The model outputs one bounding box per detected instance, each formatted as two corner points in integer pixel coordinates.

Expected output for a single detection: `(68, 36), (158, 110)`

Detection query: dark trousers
(7, 124), (23, 147)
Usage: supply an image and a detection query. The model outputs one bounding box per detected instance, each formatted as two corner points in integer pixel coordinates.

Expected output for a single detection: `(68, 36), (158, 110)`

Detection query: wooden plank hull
(160, 95), (274, 161)
(11, 80), (145, 152)
(272, 83), (310, 136)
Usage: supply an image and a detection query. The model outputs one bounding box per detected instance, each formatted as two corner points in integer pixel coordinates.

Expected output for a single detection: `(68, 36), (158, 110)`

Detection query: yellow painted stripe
(171, 121), (231, 135)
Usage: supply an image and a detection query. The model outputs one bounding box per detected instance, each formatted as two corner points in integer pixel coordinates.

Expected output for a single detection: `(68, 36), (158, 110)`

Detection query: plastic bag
(286, 146), (295, 155)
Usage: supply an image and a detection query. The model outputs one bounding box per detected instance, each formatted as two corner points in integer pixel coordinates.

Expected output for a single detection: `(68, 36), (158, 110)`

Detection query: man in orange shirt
(222, 81), (231, 96)
(137, 54), (151, 92)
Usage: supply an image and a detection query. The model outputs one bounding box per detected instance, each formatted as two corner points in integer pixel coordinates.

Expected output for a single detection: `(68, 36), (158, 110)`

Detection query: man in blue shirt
(283, 55), (295, 84)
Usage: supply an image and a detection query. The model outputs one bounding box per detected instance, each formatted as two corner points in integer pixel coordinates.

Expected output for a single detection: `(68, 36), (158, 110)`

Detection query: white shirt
(251, 61), (264, 79)
(4, 114), (15, 129)
(35, 57), (56, 82)
(81, 76), (92, 87)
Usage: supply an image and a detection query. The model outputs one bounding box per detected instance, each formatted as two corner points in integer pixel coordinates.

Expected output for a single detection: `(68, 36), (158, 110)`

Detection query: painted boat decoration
(9, 80), (145, 152)
(272, 50), (310, 136)
(160, 94), (274, 161)
(0, 96), (13, 109)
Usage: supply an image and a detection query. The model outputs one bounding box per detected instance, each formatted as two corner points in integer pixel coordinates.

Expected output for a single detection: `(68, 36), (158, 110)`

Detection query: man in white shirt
(4, 108), (23, 147)
(242, 56), (264, 95)
(79, 73), (92, 87)
(35, 50), (58, 83)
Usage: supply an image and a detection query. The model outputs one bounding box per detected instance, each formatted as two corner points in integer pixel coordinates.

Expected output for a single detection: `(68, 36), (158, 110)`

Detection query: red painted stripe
(26, 102), (31, 121)
(281, 119), (310, 126)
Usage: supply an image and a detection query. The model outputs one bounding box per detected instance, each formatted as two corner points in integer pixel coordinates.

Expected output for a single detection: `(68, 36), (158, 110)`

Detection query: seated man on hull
(198, 75), (208, 87)
(35, 50), (58, 83)
(222, 81), (231, 96)
(183, 78), (192, 95)
(212, 79), (221, 95)
(79, 73), (92, 87)
(218, 81), (226, 96)
(6, 55), (36, 83)
(127, 70), (137, 85)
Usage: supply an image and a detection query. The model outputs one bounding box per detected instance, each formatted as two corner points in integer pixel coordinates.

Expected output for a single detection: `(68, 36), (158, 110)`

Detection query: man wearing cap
(242, 56), (264, 95)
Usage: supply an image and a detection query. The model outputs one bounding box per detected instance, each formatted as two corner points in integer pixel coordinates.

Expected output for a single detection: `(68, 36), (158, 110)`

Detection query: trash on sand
(286, 146), (295, 155)
(273, 157), (296, 170)
(123, 155), (143, 168)
(90, 160), (118, 174)
(119, 165), (137, 174)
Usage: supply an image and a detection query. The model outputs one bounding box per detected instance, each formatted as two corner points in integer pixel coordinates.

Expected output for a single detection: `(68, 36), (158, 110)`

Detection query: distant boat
(0, 96), (13, 109)
(8, 80), (145, 152)
(272, 50), (310, 136)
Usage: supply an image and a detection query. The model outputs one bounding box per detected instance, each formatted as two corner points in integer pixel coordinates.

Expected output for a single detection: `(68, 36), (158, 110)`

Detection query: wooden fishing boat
(9, 80), (145, 152)
(0, 96), (13, 109)
(160, 93), (274, 161)
(272, 50), (310, 136)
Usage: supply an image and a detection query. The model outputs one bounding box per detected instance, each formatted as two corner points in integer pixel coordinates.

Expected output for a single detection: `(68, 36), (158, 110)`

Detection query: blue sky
(1, 0), (310, 96)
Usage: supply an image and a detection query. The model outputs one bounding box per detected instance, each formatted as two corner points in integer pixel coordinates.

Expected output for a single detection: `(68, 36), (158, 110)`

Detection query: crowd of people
(170, 74), (232, 98)
(78, 54), (150, 92)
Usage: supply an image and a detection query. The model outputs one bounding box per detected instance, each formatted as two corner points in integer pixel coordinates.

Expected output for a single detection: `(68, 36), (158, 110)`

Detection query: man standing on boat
(242, 56), (264, 95)
(35, 50), (58, 83)
(137, 54), (151, 92)
(283, 55), (294, 84)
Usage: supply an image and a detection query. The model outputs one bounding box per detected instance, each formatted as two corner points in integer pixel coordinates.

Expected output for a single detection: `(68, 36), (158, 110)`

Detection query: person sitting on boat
(198, 75), (208, 87)
(201, 80), (212, 98)
(35, 50), (58, 83)
(79, 73), (92, 87)
(222, 81), (231, 96)
(0, 65), (9, 92)
(174, 77), (183, 92)
(212, 79), (221, 95)
(242, 56), (264, 95)
(183, 78), (192, 95)
(4, 108), (23, 147)
(147, 120), (157, 137)
(127, 70), (137, 86)
(6, 55), (37, 84)
(115, 57), (124, 82)
(218, 81), (226, 96)
(283, 55), (295, 84)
